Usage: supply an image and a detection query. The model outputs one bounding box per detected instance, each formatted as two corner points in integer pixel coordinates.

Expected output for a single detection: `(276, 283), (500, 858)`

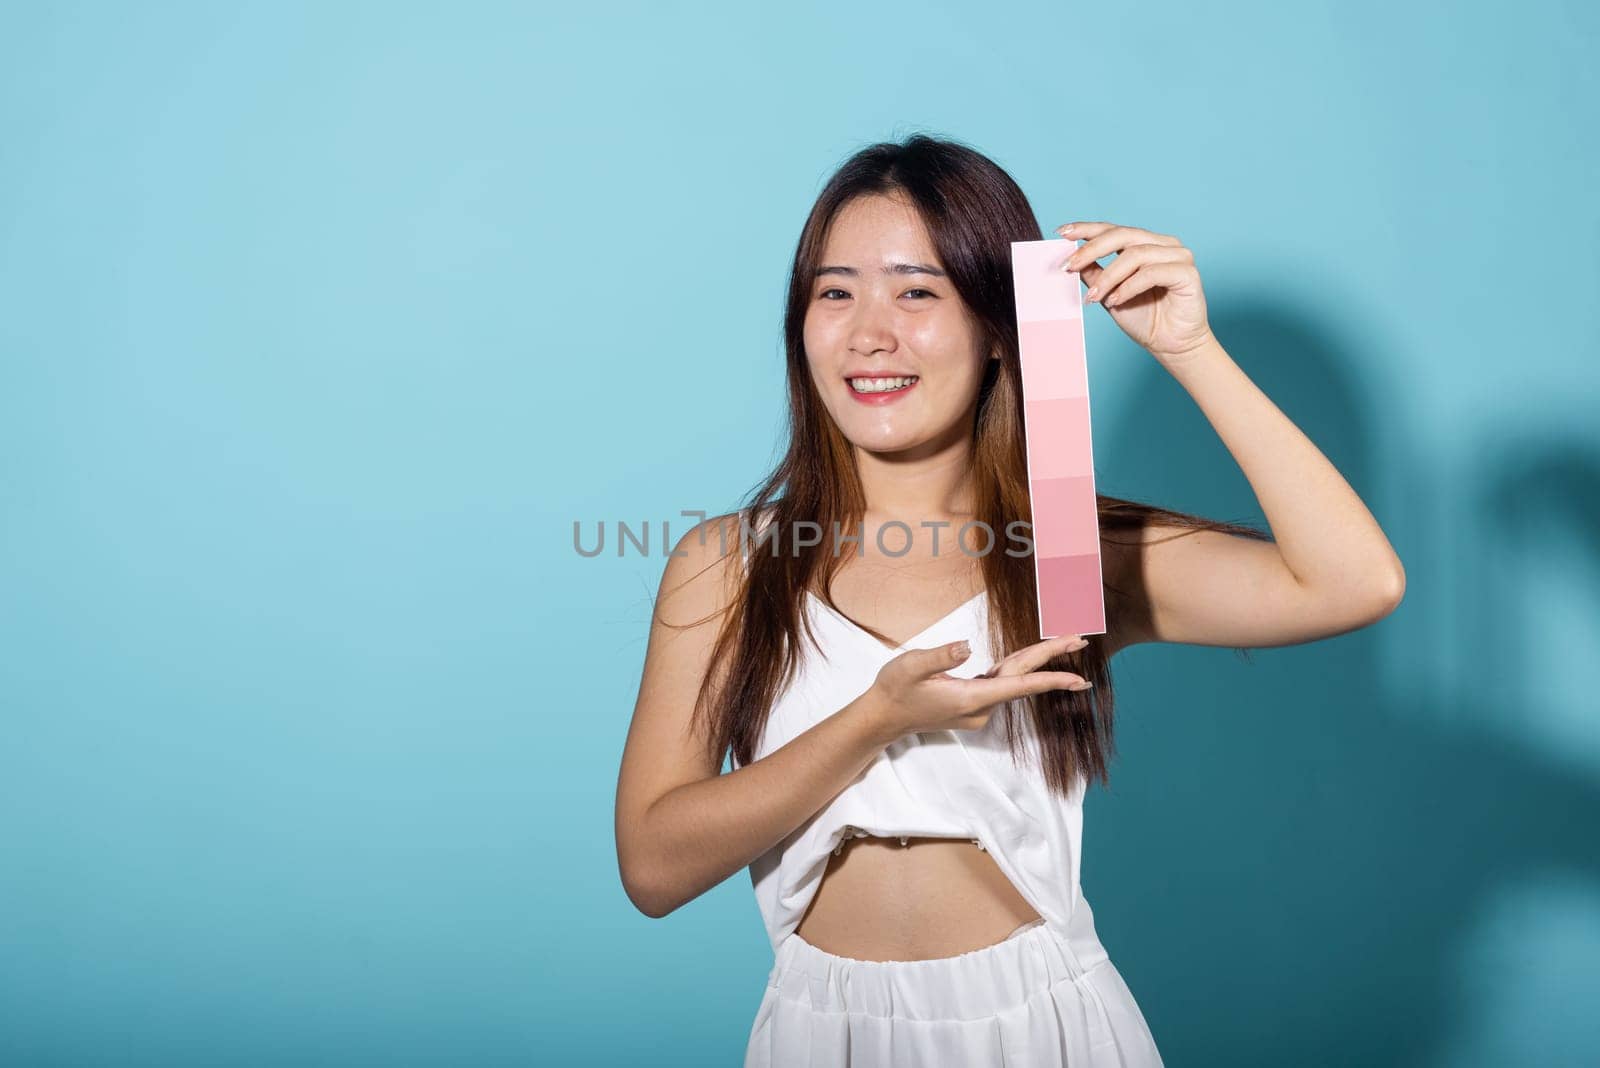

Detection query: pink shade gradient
(1012, 237), (1104, 638)
(1023, 397), (1093, 481)
(1029, 476), (1100, 557)
(1037, 553), (1106, 640)
(1011, 240), (1081, 323)
(1018, 319), (1086, 401)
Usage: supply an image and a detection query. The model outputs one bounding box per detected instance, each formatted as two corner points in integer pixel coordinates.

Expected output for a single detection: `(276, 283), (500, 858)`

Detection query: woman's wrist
(848, 687), (905, 751)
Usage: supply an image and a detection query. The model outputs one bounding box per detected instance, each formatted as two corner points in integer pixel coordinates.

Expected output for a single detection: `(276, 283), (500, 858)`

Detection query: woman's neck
(854, 444), (974, 522)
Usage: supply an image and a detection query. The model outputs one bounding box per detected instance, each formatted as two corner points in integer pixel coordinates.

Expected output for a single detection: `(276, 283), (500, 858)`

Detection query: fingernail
(953, 641), (971, 657)
(1058, 224), (1076, 236)
(1070, 680), (1093, 691)
(1085, 287), (1099, 301)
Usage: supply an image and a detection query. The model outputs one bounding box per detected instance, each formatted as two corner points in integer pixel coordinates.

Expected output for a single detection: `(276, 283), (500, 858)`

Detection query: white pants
(744, 920), (1163, 1066)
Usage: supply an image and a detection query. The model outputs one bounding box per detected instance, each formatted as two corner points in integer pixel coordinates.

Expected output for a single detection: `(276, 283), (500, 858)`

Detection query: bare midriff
(793, 835), (1043, 962)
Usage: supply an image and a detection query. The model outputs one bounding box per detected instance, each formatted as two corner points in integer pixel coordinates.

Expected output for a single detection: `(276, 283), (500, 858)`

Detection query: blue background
(2, 2), (1596, 1065)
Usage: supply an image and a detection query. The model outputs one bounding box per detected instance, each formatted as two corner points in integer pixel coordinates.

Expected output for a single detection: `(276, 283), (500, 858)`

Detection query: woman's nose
(849, 308), (897, 353)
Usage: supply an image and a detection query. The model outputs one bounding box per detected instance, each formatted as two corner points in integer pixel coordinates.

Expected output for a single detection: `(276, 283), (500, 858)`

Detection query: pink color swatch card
(1010, 238), (1105, 640)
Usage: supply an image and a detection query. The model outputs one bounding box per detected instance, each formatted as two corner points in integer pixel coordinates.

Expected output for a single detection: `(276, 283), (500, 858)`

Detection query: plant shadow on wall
(1084, 303), (1600, 1066)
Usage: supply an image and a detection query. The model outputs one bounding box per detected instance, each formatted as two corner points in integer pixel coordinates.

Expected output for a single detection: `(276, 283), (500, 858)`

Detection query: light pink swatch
(1011, 238), (1105, 640)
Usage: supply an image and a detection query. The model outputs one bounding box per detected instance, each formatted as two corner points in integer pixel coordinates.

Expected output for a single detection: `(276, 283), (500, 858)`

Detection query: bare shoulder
(653, 511), (750, 630)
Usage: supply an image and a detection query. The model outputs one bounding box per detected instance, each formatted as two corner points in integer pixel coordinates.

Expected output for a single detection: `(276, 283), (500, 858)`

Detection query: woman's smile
(846, 374), (920, 404)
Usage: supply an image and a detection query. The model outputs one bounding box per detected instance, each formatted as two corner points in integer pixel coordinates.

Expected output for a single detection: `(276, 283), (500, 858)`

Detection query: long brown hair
(679, 133), (1270, 797)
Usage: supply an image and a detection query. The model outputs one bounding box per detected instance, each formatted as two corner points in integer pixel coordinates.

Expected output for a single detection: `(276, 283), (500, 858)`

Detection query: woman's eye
(817, 288), (936, 301)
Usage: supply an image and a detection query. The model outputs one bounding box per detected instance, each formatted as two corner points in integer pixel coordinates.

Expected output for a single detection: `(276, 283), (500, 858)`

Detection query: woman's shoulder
(667, 504), (797, 619)
(654, 511), (751, 626)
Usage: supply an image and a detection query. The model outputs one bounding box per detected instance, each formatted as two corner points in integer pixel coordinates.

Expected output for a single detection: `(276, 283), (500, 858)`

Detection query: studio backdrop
(1, 2), (1596, 1066)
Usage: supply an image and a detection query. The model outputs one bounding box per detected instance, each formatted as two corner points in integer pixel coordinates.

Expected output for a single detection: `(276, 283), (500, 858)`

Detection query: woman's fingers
(892, 639), (973, 681)
(989, 633), (1086, 677)
(1056, 220), (1184, 268)
(961, 670), (1091, 708)
(981, 633), (1087, 678)
(1088, 244), (1190, 303)
(1101, 260), (1197, 308)
(899, 636), (1089, 694)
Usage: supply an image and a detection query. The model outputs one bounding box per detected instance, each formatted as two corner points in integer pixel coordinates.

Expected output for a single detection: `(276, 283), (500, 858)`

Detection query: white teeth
(848, 375), (918, 394)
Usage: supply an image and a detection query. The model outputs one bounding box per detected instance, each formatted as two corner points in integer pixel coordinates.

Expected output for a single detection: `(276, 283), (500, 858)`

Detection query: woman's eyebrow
(814, 262), (948, 278)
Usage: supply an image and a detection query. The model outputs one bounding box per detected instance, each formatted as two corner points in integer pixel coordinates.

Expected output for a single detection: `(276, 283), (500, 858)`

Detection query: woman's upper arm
(614, 515), (744, 883)
(1101, 521), (1399, 652)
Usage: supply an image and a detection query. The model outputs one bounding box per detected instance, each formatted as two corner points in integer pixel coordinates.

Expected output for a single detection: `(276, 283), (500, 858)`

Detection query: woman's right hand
(863, 633), (1093, 740)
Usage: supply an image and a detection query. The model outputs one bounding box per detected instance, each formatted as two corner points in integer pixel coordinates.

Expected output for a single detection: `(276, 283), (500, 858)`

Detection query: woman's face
(803, 192), (991, 458)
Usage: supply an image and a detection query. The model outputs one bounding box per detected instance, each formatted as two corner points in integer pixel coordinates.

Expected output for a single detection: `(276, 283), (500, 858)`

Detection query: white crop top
(730, 570), (1115, 973)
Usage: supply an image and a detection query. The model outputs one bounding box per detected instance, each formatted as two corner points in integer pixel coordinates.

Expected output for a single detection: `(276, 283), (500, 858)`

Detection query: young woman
(614, 135), (1405, 1066)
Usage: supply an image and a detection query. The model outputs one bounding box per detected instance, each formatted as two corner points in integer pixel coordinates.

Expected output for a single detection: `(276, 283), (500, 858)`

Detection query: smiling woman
(613, 132), (1402, 1068)
(805, 193), (996, 455)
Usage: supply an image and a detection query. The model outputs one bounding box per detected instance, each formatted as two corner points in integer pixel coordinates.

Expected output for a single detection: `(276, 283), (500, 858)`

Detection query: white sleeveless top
(730, 580), (1114, 973)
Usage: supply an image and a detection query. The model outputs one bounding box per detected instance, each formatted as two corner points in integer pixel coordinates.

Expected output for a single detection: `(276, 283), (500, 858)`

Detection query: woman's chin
(849, 433), (943, 459)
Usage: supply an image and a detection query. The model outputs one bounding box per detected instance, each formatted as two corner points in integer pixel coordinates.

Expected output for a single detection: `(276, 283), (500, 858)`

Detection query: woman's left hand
(1056, 221), (1215, 365)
